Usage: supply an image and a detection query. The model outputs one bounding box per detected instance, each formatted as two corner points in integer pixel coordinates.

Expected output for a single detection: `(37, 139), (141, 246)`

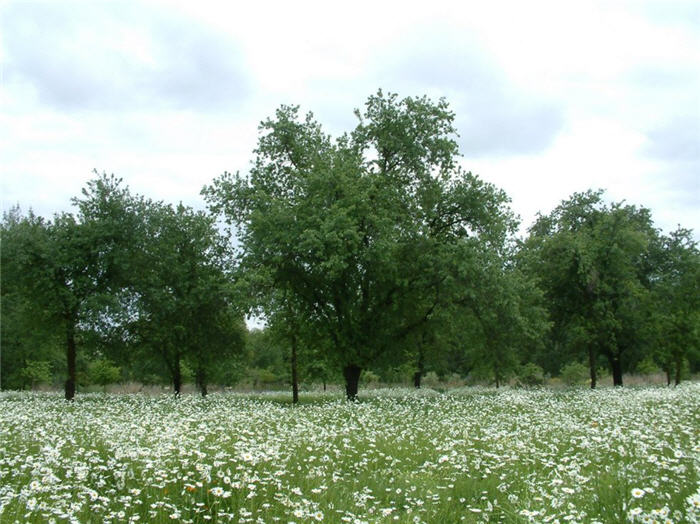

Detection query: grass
(1, 385), (698, 523)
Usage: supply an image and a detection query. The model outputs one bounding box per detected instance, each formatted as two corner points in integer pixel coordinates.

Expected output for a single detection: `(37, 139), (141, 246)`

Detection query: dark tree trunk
(323, 380), (327, 391)
(665, 366), (671, 386)
(65, 322), (77, 401)
(674, 355), (682, 386)
(196, 366), (207, 397)
(413, 371), (422, 389)
(494, 363), (500, 389)
(291, 334), (299, 404)
(414, 339), (425, 388)
(343, 365), (362, 401)
(588, 346), (597, 389)
(609, 355), (623, 387)
(173, 355), (182, 396)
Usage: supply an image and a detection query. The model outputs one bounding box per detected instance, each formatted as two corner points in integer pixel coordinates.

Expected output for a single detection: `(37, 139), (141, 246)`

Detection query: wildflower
(631, 488), (645, 498)
(210, 486), (224, 497)
(687, 492), (700, 509)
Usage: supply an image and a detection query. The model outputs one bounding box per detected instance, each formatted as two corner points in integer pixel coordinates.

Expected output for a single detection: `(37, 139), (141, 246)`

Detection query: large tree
(128, 201), (245, 396)
(521, 190), (657, 387)
(204, 91), (515, 399)
(1, 208), (63, 390)
(461, 248), (549, 387)
(648, 228), (700, 384)
(1, 174), (138, 399)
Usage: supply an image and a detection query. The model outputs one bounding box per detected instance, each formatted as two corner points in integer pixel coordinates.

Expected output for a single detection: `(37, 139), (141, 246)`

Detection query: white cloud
(1, 0), (698, 237)
(2, 1), (249, 111)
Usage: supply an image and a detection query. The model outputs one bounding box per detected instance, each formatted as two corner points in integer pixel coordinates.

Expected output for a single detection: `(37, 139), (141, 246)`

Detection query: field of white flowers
(1, 384), (698, 524)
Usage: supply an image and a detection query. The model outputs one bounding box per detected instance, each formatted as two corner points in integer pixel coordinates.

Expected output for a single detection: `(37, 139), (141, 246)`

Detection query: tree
(245, 328), (288, 387)
(1, 174), (138, 399)
(204, 91), (515, 399)
(19, 360), (53, 390)
(87, 359), (121, 390)
(521, 190), (657, 387)
(1, 208), (63, 390)
(648, 228), (700, 385)
(453, 245), (549, 387)
(128, 201), (245, 396)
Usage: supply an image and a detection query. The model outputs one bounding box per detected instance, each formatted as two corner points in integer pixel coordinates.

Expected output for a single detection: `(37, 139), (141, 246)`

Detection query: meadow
(1, 385), (698, 524)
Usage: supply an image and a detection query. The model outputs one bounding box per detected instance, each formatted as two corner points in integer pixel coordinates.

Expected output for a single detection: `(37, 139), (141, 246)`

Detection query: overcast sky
(2, 0), (698, 236)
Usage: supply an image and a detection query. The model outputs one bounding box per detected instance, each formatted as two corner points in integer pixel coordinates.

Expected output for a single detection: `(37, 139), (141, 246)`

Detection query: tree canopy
(2, 92), (698, 399)
(204, 91), (516, 399)
(520, 190), (663, 387)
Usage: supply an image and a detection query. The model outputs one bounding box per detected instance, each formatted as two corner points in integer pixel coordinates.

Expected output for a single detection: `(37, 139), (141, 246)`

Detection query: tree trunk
(173, 355), (182, 396)
(588, 346), (597, 389)
(343, 365), (362, 401)
(196, 366), (207, 397)
(65, 322), (77, 401)
(674, 355), (682, 386)
(413, 371), (422, 388)
(414, 339), (425, 388)
(609, 355), (623, 387)
(291, 334), (299, 404)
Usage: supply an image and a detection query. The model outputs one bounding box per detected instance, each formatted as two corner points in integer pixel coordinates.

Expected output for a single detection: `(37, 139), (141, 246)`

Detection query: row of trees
(1, 177), (245, 398)
(2, 91), (698, 400)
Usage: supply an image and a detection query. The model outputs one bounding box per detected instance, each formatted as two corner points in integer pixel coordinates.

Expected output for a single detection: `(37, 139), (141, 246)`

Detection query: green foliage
(422, 371), (441, 388)
(179, 361), (194, 384)
(635, 356), (661, 376)
(1, 174), (140, 398)
(87, 359), (121, 387)
(361, 370), (381, 386)
(245, 329), (288, 383)
(452, 246), (550, 388)
(646, 228), (700, 384)
(1, 174), (247, 396)
(204, 91), (516, 398)
(3, 95), (697, 397)
(19, 361), (52, 389)
(517, 362), (545, 386)
(120, 200), (246, 395)
(521, 190), (659, 387)
(559, 361), (589, 386)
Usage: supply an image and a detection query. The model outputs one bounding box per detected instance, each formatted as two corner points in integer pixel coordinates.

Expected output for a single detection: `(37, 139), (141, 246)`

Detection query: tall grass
(1, 385), (698, 523)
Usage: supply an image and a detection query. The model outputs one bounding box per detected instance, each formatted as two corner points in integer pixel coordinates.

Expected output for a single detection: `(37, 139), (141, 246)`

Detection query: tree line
(2, 91), (698, 400)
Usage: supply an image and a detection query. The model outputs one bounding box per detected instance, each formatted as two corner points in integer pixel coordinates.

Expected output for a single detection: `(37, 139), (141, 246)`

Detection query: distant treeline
(2, 92), (698, 400)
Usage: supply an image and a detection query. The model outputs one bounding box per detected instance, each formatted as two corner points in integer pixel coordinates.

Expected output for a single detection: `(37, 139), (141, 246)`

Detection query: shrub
(88, 359), (121, 388)
(20, 360), (52, 390)
(362, 370), (381, 386)
(422, 371), (441, 388)
(636, 356), (661, 376)
(517, 363), (545, 386)
(560, 361), (589, 386)
(253, 368), (280, 386)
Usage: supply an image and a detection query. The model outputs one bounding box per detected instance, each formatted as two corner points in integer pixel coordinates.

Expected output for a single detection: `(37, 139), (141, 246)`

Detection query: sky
(1, 0), (699, 237)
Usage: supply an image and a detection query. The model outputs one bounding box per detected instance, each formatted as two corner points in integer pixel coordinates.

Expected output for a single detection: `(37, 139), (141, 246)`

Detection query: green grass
(1, 385), (698, 523)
